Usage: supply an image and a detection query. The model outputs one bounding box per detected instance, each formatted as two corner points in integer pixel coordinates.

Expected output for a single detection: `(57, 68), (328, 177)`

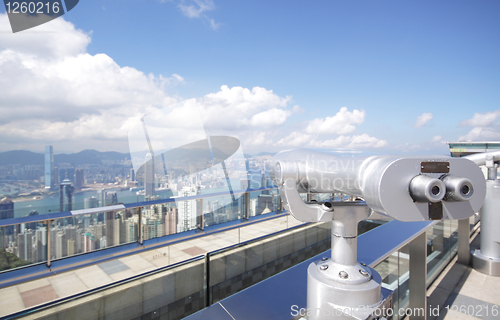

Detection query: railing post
(244, 192), (250, 220)
(458, 218), (471, 265)
(205, 253), (211, 307)
(46, 219), (51, 268)
(138, 207), (143, 245)
(197, 198), (204, 231)
(409, 231), (427, 320)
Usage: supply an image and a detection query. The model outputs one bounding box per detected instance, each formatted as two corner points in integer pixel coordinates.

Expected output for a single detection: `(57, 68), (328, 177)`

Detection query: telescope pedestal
(306, 202), (385, 320)
(307, 262), (383, 320)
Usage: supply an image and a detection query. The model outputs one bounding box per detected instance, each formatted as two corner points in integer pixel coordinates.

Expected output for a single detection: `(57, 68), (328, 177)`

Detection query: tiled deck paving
(427, 231), (500, 320)
(0, 215), (303, 318)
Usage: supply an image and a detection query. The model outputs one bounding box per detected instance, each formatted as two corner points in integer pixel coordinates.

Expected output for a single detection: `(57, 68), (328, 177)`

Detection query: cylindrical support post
(471, 154), (500, 275)
(409, 231), (427, 320)
(138, 207), (143, 245)
(457, 218), (471, 265)
(331, 217), (357, 266)
(478, 180), (500, 259)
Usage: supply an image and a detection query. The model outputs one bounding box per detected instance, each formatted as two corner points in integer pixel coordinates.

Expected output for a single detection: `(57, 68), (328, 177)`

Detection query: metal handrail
(0, 186), (278, 228)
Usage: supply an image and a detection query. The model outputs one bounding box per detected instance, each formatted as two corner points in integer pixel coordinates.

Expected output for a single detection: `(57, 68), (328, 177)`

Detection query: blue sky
(0, 0), (499, 155)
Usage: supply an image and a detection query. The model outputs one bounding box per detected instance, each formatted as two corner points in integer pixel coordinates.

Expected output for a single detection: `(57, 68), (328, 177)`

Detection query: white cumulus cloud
(198, 85), (293, 131)
(305, 107), (365, 135)
(413, 113), (433, 128)
(459, 110), (500, 127)
(0, 14), (300, 153)
(178, 0), (214, 18)
(276, 107), (386, 150)
(0, 14), (183, 151)
(458, 109), (500, 141)
(0, 14), (90, 60)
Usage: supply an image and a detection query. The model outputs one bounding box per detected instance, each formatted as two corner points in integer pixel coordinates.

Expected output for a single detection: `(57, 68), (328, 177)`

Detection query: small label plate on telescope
(421, 162), (450, 173)
(428, 202), (443, 220)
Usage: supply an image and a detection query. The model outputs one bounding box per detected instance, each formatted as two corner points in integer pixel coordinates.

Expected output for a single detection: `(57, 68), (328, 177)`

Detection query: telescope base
(472, 249), (500, 277)
(306, 261), (389, 319)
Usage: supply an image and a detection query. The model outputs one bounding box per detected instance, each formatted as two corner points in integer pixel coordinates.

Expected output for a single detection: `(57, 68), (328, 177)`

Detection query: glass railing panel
(0, 222), (48, 272)
(49, 209), (140, 260)
(19, 256), (206, 320)
(397, 243), (410, 319)
(141, 203), (178, 241)
(268, 188), (281, 212)
(426, 221), (451, 285)
(448, 219), (459, 256)
(248, 189), (278, 218)
(208, 222), (331, 305)
(200, 193), (244, 228)
(374, 252), (399, 320)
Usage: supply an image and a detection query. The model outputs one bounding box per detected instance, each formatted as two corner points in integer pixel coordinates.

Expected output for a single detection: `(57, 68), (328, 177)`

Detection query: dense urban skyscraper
(75, 169), (84, 189)
(177, 186), (199, 232)
(59, 175), (75, 212)
(44, 145), (54, 189)
(0, 197), (14, 242)
(59, 167), (75, 185)
(84, 196), (98, 209)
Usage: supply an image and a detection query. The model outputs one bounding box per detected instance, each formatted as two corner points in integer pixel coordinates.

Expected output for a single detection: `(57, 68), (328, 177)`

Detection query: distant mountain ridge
(0, 150), (130, 166)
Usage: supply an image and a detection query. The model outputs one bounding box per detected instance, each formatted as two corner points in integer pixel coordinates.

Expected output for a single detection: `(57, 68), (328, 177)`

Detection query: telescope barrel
(270, 148), (486, 221)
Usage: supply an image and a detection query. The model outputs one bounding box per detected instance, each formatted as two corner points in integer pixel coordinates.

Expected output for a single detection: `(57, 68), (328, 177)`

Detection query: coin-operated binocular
(270, 149), (486, 320)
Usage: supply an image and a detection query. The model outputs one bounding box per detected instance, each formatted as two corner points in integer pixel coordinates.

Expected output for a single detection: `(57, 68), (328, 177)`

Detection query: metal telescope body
(270, 149), (486, 320)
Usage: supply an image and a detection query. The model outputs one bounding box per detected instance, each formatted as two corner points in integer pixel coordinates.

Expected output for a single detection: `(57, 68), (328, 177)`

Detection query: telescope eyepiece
(409, 174), (446, 203)
(441, 175), (474, 201)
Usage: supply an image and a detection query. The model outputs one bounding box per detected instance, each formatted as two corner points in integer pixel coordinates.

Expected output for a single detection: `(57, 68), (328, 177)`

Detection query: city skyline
(0, 1), (498, 156)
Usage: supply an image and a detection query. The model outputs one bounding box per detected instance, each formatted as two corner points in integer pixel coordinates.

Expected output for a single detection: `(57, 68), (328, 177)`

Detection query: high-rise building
(176, 187), (199, 232)
(35, 227), (47, 262)
(59, 167), (75, 185)
(44, 145), (54, 189)
(249, 198), (257, 217)
(17, 230), (33, 262)
(167, 207), (178, 235)
(26, 210), (39, 231)
(55, 231), (67, 259)
(261, 173), (270, 195)
(59, 176), (75, 212)
(105, 192), (118, 206)
(75, 169), (84, 189)
(105, 211), (116, 247)
(130, 168), (135, 181)
(67, 239), (75, 256)
(98, 188), (105, 207)
(0, 197), (14, 241)
(53, 166), (59, 187)
(0, 197), (14, 220)
(84, 196), (98, 209)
